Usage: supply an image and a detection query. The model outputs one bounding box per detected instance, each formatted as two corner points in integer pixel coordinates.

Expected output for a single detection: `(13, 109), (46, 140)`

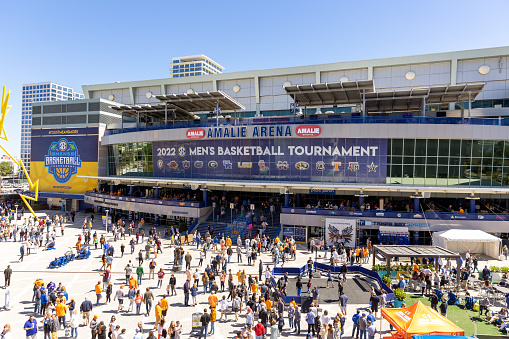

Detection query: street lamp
(105, 209), (110, 232)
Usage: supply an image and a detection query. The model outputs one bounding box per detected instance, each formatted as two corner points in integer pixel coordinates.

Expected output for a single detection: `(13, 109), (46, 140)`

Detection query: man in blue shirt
(352, 310), (361, 338)
(306, 309), (315, 336)
(24, 315), (37, 339)
(367, 309), (375, 325)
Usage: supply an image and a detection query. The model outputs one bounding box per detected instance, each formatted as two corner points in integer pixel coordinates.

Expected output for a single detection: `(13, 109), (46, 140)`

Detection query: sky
(0, 0), (508, 158)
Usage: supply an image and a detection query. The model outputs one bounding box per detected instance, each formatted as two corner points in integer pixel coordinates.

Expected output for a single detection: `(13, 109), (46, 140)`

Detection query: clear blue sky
(1, 0), (508, 157)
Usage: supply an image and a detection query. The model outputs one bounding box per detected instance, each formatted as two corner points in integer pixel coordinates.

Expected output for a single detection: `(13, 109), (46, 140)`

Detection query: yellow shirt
(155, 304), (162, 318)
(95, 284), (102, 294)
(55, 303), (67, 317)
(208, 294), (218, 307)
(236, 271), (242, 282)
(251, 284), (258, 293)
(160, 298), (168, 310)
(290, 300), (296, 309)
(265, 299), (272, 310)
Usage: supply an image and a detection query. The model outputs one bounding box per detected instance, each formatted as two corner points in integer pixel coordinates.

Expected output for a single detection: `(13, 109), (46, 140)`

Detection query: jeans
(297, 288), (302, 297)
(203, 284), (208, 294)
(352, 323), (359, 338)
(71, 327), (78, 338)
(146, 300), (152, 315)
(58, 315), (66, 329)
(157, 279), (163, 288)
(289, 316), (294, 329)
(34, 299), (41, 313)
(359, 329), (366, 339)
(136, 303), (142, 314)
(96, 294), (101, 305)
(294, 319), (300, 333)
(210, 321), (215, 334)
(238, 254), (242, 262)
(137, 274), (142, 285)
(44, 332), (51, 339)
(199, 325), (208, 339)
(131, 245), (135, 254)
(185, 293), (189, 306)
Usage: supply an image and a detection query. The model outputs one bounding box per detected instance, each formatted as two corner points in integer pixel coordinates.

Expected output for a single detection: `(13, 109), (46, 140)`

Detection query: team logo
(223, 160), (232, 169)
(258, 160), (269, 171)
(168, 161), (178, 169)
(157, 159), (164, 169)
(238, 162), (252, 168)
(277, 161), (289, 170)
(182, 160), (190, 169)
(296, 125), (321, 137)
(295, 161), (309, 170)
(367, 162), (378, 172)
(208, 161), (218, 169)
(44, 138), (82, 184)
(186, 128), (205, 139)
(194, 161), (203, 168)
(332, 162), (342, 171)
(348, 162), (360, 172)
(178, 146), (186, 157)
(316, 161), (325, 171)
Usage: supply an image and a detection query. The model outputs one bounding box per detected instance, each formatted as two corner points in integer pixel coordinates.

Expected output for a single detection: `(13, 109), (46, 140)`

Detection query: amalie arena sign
(185, 125), (321, 139)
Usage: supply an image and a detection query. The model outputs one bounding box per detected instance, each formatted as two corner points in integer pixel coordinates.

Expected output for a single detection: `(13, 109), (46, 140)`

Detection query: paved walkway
(2, 210), (507, 338)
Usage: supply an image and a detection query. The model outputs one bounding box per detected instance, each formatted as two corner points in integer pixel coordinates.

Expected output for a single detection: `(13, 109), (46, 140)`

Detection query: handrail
(105, 116), (509, 136)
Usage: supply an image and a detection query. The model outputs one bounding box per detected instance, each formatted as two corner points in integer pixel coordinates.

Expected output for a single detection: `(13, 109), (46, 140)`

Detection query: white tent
(432, 229), (501, 259)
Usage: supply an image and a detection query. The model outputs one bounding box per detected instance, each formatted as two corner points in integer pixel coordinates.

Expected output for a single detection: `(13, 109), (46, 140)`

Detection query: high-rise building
(170, 55), (224, 77)
(21, 82), (84, 175)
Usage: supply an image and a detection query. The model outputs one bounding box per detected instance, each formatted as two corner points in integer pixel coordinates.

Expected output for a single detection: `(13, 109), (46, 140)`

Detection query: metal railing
(105, 116), (509, 136)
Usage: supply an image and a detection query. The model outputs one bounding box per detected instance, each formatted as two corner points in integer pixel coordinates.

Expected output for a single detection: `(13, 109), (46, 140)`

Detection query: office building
(170, 55), (224, 77)
(21, 82), (84, 175)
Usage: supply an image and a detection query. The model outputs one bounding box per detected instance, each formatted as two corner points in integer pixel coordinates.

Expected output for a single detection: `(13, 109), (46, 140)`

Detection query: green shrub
(395, 288), (406, 301)
(382, 274), (392, 285)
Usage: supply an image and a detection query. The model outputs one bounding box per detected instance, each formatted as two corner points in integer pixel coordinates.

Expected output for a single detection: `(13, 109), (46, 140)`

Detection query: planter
(378, 271), (397, 279)
(394, 299), (404, 308)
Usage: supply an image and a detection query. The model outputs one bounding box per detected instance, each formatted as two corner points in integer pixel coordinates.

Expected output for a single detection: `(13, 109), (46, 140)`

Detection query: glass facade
(388, 139), (508, 186)
(108, 138), (509, 187)
(108, 142), (153, 177)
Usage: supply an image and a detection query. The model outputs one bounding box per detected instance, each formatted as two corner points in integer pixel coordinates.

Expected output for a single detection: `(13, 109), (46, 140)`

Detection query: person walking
(95, 281), (103, 306)
(136, 264), (144, 286)
(80, 296), (93, 325)
(4, 265), (12, 288)
(144, 287), (154, 316)
(199, 308), (211, 339)
(306, 308), (315, 337)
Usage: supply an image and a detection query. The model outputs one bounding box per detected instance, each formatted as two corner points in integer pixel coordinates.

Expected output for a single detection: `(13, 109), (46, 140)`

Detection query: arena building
(30, 46), (509, 246)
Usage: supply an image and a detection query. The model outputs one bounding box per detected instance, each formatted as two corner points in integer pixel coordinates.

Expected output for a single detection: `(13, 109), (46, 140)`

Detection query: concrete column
(203, 189), (208, 207)
(110, 184), (114, 193)
(129, 185), (134, 197)
(413, 197), (420, 213)
(469, 198), (476, 214)
(97, 182), (101, 191)
(359, 196), (365, 210)
(284, 193), (290, 208)
(155, 187), (160, 200)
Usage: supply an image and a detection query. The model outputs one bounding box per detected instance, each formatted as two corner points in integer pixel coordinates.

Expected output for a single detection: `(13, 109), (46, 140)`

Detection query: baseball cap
(94, 315), (98, 318)
(362, 313), (366, 316)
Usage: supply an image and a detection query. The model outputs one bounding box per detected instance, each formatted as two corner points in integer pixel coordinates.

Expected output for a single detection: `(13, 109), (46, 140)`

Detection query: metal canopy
(284, 80), (375, 106)
(372, 245), (461, 285)
(372, 245), (460, 259)
(365, 83), (486, 112)
(110, 104), (196, 121)
(155, 91), (245, 112)
(285, 81), (485, 112)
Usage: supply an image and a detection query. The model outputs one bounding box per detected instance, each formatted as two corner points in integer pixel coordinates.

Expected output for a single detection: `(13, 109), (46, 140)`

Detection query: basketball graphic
(44, 138), (82, 184)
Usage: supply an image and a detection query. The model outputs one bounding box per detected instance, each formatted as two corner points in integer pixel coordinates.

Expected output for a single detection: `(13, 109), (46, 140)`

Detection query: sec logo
(178, 146), (186, 157)
(208, 161), (218, 169)
(157, 159), (164, 169)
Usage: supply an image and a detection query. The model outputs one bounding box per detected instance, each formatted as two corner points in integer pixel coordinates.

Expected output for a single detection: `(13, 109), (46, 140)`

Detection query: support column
(97, 182), (102, 192)
(296, 194), (301, 208)
(129, 185), (134, 197)
(421, 97), (426, 117)
(155, 187), (160, 200)
(468, 92), (472, 118)
(203, 189), (208, 207)
(110, 184), (114, 193)
(284, 193), (290, 208)
(386, 255), (391, 272)
(359, 196), (365, 210)
(362, 89), (366, 117)
(413, 197), (420, 213)
(469, 198), (476, 214)
(456, 258), (461, 285)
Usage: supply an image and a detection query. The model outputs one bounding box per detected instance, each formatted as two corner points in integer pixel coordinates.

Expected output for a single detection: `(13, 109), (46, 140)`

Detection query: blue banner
(153, 138), (387, 184)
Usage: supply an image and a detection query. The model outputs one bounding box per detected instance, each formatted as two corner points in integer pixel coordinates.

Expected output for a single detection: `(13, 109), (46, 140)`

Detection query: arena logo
(44, 138), (82, 184)
(296, 125), (321, 137)
(186, 128), (205, 139)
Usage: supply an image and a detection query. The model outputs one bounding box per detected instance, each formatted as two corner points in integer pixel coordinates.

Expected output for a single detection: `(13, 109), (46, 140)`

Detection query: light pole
(105, 209), (110, 232)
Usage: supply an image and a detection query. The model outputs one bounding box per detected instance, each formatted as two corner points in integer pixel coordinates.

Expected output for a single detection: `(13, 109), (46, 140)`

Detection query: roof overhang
(284, 80), (375, 106)
(285, 81), (486, 112)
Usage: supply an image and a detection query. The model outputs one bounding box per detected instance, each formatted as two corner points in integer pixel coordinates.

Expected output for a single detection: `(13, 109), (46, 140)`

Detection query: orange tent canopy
(381, 301), (464, 339)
